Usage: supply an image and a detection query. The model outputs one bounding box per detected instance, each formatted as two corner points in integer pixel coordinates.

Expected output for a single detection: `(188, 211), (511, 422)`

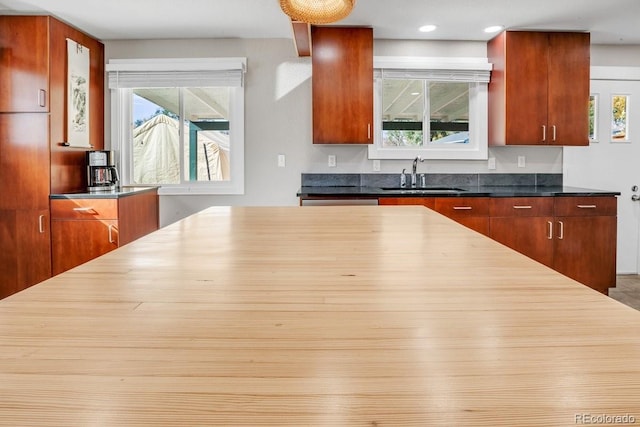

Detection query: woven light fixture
(279, 0), (356, 24)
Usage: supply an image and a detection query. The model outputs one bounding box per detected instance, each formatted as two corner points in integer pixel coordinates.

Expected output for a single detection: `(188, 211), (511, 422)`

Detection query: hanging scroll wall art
(66, 38), (91, 148)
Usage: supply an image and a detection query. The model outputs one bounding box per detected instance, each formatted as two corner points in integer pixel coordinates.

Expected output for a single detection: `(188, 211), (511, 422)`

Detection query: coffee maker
(87, 150), (119, 192)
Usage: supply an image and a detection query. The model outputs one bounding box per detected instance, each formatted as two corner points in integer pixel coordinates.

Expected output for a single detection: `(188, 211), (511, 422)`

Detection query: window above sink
(368, 56), (492, 161)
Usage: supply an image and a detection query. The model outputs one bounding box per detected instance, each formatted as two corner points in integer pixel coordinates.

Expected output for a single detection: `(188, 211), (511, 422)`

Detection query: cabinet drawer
(51, 199), (118, 220)
(434, 197), (490, 217)
(490, 197), (554, 217)
(554, 196), (617, 217)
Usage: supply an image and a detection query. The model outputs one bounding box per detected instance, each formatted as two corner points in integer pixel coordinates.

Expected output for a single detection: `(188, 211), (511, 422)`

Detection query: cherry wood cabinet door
(488, 31), (589, 146)
(553, 216), (616, 294)
(51, 219), (119, 276)
(0, 113), (50, 210)
(0, 16), (50, 112)
(547, 32), (590, 146)
(118, 191), (159, 246)
(489, 197), (555, 267)
(311, 26), (373, 144)
(553, 196), (617, 293)
(0, 209), (51, 299)
(17, 209), (52, 291)
(433, 197), (490, 236)
(378, 197), (435, 209)
(488, 31), (548, 146)
(490, 217), (554, 267)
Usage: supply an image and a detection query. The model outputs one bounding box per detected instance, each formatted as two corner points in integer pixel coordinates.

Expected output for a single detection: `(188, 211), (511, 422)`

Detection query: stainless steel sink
(378, 186), (467, 194)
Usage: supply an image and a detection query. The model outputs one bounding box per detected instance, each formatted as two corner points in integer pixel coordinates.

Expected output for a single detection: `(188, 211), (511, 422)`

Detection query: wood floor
(610, 274), (640, 310)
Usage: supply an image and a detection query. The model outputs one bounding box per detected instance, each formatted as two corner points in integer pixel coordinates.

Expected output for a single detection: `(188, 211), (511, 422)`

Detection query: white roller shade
(374, 56), (492, 83)
(107, 58), (246, 89)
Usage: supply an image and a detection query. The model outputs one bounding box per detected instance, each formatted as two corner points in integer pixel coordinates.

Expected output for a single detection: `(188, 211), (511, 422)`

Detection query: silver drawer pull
(547, 221), (553, 240)
(453, 206), (472, 210)
(38, 89), (46, 107)
(513, 205), (532, 209)
(108, 224), (118, 244)
(577, 205), (597, 209)
(72, 207), (95, 212)
(38, 214), (45, 234)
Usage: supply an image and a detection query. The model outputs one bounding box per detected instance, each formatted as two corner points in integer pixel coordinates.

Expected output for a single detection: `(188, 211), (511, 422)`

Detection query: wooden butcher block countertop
(1, 206), (639, 426)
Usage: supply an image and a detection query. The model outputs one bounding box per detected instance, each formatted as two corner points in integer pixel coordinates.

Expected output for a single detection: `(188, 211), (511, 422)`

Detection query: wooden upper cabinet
(0, 16), (50, 112)
(311, 26), (373, 144)
(488, 31), (590, 146)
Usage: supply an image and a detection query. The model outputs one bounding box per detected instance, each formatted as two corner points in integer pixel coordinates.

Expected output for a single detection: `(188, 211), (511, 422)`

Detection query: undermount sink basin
(379, 186), (467, 193)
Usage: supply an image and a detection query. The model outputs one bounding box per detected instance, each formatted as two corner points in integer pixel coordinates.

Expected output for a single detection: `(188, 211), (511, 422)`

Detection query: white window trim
(108, 57), (246, 196)
(368, 56), (491, 161)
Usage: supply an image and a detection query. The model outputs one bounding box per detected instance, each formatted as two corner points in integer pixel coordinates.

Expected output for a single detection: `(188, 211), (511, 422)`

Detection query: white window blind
(106, 57), (246, 89)
(374, 56), (492, 83)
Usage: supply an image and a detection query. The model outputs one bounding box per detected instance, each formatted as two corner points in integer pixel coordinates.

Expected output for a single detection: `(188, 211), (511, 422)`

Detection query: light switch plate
(328, 154), (336, 167)
(373, 160), (381, 172)
(488, 157), (496, 170)
(277, 154), (286, 168)
(517, 156), (526, 168)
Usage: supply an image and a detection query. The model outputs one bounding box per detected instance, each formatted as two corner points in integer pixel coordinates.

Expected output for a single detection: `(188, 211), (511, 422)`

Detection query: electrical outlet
(488, 157), (496, 170)
(517, 156), (526, 168)
(373, 160), (381, 172)
(277, 154), (286, 168)
(328, 154), (336, 167)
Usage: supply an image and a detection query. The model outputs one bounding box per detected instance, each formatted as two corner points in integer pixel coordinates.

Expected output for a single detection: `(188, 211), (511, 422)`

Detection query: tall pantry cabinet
(0, 16), (104, 299)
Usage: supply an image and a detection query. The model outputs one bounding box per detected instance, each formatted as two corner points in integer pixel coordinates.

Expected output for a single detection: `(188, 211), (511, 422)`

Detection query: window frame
(107, 58), (246, 195)
(368, 56), (491, 160)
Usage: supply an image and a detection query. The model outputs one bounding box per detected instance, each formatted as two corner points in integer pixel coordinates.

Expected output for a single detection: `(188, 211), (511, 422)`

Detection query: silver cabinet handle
(547, 221), (553, 240)
(557, 221), (564, 240)
(73, 207), (95, 213)
(367, 123), (371, 140)
(552, 125), (557, 142)
(577, 205), (597, 209)
(38, 89), (46, 107)
(453, 206), (472, 210)
(513, 205), (532, 209)
(38, 214), (45, 234)
(108, 224), (118, 244)
(542, 125), (546, 142)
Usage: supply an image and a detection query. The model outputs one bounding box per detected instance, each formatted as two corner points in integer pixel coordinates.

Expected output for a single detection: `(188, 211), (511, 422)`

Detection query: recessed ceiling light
(419, 25), (437, 33)
(484, 25), (504, 33)
(411, 92), (420, 96)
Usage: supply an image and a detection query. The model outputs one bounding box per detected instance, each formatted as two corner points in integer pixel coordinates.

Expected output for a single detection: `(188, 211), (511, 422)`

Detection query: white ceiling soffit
(1, 0), (639, 44)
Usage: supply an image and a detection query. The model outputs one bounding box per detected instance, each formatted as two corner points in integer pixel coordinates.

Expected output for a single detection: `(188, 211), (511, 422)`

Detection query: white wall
(105, 38), (637, 226)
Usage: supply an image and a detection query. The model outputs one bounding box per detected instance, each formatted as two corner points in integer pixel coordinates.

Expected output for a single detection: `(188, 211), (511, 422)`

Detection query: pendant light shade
(279, 0), (356, 24)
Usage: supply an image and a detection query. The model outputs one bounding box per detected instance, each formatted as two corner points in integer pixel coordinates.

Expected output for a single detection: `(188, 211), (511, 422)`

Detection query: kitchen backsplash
(301, 173), (563, 187)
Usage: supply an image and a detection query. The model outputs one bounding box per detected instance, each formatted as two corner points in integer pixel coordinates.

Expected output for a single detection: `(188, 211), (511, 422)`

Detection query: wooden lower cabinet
(381, 195), (618, 294)
(50, 190), (158, 275)
(51, 218), (118, 275)
(379, 197), (490, 235)
(553, 197), (617, 294)
(0, 209), (52, 299)
(489, 197), (555, 268)
(433, 197), (490, 236)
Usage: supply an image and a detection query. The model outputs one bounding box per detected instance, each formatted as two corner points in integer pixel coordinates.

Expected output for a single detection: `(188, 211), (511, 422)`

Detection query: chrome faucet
(400, 168), (407, 188)
(411, 156), (426, 187)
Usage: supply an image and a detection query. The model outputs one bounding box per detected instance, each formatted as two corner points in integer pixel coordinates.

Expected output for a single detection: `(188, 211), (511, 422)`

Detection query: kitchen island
(1, 206), (639, 425)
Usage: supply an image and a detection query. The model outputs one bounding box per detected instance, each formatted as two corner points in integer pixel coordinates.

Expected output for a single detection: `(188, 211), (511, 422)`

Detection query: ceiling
(1, 0), (639, 45)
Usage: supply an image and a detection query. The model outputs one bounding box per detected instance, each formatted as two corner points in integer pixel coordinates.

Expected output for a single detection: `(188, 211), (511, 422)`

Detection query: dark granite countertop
(297, 173), (621, 198)
(50, 186), (159, 199)
(298, 185), (620, 198)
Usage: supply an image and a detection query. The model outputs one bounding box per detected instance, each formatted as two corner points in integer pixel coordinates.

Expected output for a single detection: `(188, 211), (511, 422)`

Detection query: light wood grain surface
(1, 206), (639, 426)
